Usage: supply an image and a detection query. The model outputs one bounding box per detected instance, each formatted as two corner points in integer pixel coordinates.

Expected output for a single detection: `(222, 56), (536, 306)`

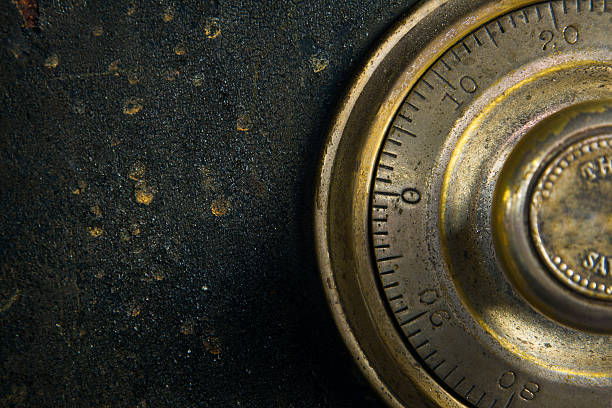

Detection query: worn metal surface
(316, 0), (612, 407)
(0, 0), (419, 406)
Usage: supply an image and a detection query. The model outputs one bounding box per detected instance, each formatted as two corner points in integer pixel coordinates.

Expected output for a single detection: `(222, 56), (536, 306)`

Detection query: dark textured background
(1, 0), (418, 406)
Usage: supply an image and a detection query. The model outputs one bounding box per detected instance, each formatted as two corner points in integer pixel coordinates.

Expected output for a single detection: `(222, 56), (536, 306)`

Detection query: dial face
(367, 2), (612, 407)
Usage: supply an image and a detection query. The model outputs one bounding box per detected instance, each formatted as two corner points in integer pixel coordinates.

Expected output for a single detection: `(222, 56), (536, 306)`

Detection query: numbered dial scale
(315, 1), (612, 408)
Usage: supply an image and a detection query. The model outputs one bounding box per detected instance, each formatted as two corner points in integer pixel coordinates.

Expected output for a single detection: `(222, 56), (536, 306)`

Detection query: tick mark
(388, 293), (402, 301)
(413, 90), (427, 100)
(406, 328), (421, 337)
(465, 385), (475, 398)
(372, 204), (388, 209)
(461, 41), (471, 54)
(454, 377), (466, 389)
(373, 217), (388, 222)
(549, 2), (558, 30)
(378, 164), (394, 171)
(450, 48), (461, 61)
(422, 78), (434, 89)
(536, 5), (542, 20)
(393, 125), (417, 138)
(423, 350), (438, 361)
(373, 231), (388, 236)
(376, 178), (392, 184)
(496, 20), (505, 33)
(394, 305), (408, 313)
(440, 58), (452, 71)
(374, 191), (399, 197)
(383, 281), (399, 289)
(432, 359), (446, 370)
(400, 310), (427, 325)
(380, 269), (394, 275)
(563, 0), (568, 13)
(476, 392), (486, 407)
(472, 32), (483, 46)
(398, 113), (412, 122)
(432, 69), (456, 90)
(509, 14), (516, 27)
(387, 137), (402, 146)
(414, 339), (429, 349)
(503, 393), (515, 408)
(521, 9), (530, 23)
(382, 151), (397, 158)
(405, 102), (420, 111)
(484, 25), (498, 47)
(442, 365), (458, 380)
(378, 255), (403, 262)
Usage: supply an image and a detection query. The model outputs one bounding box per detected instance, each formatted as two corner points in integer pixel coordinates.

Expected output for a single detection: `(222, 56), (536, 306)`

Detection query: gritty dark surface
(0, 0), (418, 406)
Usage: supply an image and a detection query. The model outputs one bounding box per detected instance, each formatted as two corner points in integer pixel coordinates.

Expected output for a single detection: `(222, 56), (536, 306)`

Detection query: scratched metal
(0, 0), (418, 406)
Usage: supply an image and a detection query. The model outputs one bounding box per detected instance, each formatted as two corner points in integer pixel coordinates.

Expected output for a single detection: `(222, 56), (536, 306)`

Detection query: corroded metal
(315, 1), (612, 407)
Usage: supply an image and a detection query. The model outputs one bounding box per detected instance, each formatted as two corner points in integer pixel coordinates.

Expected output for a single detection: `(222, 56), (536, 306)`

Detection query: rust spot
(44, 53), (59, 69)
(204, 17), (221, 39)
(12, 0), (38, 29)
(211, 197), (230, 216)
(123, 98), (143, 115)
(163, 7), (175, 22)
(174, 44), (187, 56)
(236, 113), (252, 131)
(130, 304), (142, 317)
(92, 25), (104, 37)
(310, 53), (329, 73)
(90, 205), (102, 217)
(128, 161), (146, 181)
(180, 321), (194, 335)
(203, 336), (222, 355)
(88, 226), (103, 238)
(134, 181), (155, 205)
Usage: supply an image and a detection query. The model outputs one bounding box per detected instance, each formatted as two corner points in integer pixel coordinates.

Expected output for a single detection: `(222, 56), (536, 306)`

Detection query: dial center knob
(530, 135), (612, 300)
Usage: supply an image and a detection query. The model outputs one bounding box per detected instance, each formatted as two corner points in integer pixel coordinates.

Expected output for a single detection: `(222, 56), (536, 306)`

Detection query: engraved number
(540, 26), (580, 50)
(418, 288), (439, 305)
(460, 76), (478, 94)
(498, 371), (540, 401)
(539, 30), (554, 50)
(563, 25), (579, 44)
(442, 76), (478, 109)
(520, 383), (540, 401)
(429, 310), (451, 328)
(402, 188), (421, 204)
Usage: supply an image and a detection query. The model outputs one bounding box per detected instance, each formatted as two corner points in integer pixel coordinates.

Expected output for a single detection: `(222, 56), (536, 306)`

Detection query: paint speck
(236, 113), (252, 132)
(204, 17), (221, 39)
(163, 6), (175, 22)
(44, 53), (59, 69)
(88, 226), (103, 238)
(12, 0), (39, 29)
(164, 68), (180, 81)
(72, 180), (87, 195)
(135, 187), (154, 206)
(92, 25), (104, 36)
(151, 270), (165, 281)
(127, 2), (136, 15)
(190, 73), (205, 87)
(123, 97), (143, 115)
(203, 336), (222, 355)
(127, 69), (140, 85)
(310, 53), (329, 73)
(130, 223), (141, 236)
(174, 44), (186, 56)
(108, 60), (121, 73)
(128, 161), (146, 181)
(201, 285), (209, 291)
(211, 197), (230, 216)
(180, 321), (194, 335)
(90, 205), (102, 217)
(130, 305), (142, 317)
